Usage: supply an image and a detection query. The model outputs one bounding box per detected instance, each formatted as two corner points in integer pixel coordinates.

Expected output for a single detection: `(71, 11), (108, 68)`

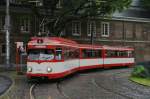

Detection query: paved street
(0, 75), (12, 95)
(2, 68), (150, 99)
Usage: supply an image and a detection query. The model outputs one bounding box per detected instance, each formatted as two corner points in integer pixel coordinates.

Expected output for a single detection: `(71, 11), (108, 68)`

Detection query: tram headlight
(28, 67), (32, 72)
(47, 67), (52, 72)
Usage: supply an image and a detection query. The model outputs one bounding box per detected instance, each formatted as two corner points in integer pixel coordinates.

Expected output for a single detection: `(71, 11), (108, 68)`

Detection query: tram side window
(106, 50), (129, 57)
(64, 48), (79, 60)
(93, 50), (102, 58)
(64, 49), (69, 60)
(106, 50), (118, 57)
(55, 48), (62, 60)
(118, 51), (128, 57)
(82, 49), (101, 58)
(128, 51), (133, 57)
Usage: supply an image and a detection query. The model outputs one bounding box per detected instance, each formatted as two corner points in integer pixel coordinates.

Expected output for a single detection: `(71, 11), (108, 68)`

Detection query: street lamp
(89, 0), (106, 45)
(5, 0), (10, 67)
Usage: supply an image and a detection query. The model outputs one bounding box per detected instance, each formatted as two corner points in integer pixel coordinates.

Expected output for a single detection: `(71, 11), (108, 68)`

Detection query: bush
(132, 65), (150, 78)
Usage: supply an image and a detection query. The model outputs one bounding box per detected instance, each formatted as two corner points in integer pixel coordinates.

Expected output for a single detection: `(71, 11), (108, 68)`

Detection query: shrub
(132, 65), (150, 78)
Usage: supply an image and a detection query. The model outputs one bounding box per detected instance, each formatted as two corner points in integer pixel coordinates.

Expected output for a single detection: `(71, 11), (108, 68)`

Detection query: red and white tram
(26, 37), (134, 79)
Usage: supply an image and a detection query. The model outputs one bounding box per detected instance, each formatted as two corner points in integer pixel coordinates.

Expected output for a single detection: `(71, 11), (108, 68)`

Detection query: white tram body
(26, 37), (134, 79)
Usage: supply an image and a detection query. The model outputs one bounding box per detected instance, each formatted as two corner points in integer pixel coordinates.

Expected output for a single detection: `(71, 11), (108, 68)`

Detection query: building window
(87, 21), (96, 37)
(36, 0), (43, 6)
(72, 21), (81, 36)
(101, 22), (110, 37)
(0, 16), (5, 31)
(10, 0), (22, 4)
(56, 0), (62, 8)
(20, 17), (30, 33)
(1, 44), (6, 55)
(10, 0), (17, 4)
(33, 0), (43, 6)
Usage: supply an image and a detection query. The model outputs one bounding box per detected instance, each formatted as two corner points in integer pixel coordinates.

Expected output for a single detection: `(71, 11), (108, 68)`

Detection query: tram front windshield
(28, 49), (54, 61)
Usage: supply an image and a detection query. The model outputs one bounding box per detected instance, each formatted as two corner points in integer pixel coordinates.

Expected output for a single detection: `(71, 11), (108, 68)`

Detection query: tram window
(55, 48), (62, 60)
(82, 49), (101, 58)
(64, 48), (79, 60)
(92, 50), (102, 58)
(106, 50), (118, 57)
(82, 49), (90, 58)
(72, 49), (79, 59)
(128, 51), (133, 57)
(106, 50), (130, 57)
(118, 51), (128, 57)
(28, 49), (54, 60)
(64, 48), (69, 60)
(46, 50), (54, 54)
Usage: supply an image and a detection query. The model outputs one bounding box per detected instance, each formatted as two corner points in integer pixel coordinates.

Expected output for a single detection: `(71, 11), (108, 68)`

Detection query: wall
(1, 6), (150, 64)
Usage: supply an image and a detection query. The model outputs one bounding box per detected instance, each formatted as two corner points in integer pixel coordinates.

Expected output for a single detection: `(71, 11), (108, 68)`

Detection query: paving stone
(0, 75), (12, 95)
(3, 68), (150, 99)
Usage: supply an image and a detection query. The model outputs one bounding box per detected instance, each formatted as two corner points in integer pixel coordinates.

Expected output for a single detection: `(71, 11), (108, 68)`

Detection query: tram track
(4, 68), (150, 99)
(30, 84), (36, 99)
(90, 69), (149, 99)
(90, 70), (134, 99)
(27, 68), (147, 99)
(112, 71), (150, 96)
(28, 79), (71, 99)
(91, 78), (133, 99)
(56, 80), (71, 99)
(79, 69), (132, 98)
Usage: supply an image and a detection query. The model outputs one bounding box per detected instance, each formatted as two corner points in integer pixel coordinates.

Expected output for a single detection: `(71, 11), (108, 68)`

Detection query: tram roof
(79, 44), (102, 49)
(28, 37), (134, 50)
(28, 37), (78, 46)
(103, 45), (134, 51)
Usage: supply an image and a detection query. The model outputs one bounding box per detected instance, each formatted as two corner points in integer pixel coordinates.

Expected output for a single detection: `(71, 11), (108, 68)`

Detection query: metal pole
(91, 29), (94, 45)
(5, 0), (10, 66)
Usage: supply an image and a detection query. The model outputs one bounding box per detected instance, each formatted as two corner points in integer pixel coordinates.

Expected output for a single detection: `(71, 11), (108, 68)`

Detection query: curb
(129, 76), (150, 87)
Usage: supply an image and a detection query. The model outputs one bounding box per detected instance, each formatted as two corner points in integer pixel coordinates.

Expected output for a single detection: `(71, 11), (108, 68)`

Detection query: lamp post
(5, 0), (10, 67)
(90, 0), (106, 45)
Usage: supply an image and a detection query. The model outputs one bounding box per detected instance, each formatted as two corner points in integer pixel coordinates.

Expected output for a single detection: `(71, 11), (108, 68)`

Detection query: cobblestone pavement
(3, 68), (150, 99)
(0, 75), (12, 95)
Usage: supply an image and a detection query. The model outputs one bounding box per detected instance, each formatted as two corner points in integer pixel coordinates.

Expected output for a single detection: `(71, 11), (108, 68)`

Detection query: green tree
(22, 0), (132, 36)
(141, 0), (150, 9)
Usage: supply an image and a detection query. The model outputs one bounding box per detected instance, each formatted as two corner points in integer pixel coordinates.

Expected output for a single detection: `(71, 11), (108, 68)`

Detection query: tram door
(64, 47), (80, 71)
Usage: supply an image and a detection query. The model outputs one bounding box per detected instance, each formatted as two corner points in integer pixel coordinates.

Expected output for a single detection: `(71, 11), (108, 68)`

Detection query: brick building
(0, 0), (150, 64)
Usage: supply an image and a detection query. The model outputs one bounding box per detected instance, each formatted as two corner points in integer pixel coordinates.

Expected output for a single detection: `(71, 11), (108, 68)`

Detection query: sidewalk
(0, 75), (12, 95)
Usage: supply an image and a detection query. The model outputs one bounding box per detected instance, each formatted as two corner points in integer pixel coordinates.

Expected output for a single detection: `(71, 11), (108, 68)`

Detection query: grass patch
(130, 76), (150, 86)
